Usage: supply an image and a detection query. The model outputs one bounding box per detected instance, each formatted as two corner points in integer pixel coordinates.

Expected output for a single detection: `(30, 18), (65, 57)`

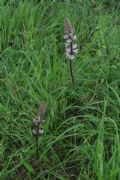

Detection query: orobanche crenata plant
(64, 18), (78, 85)
(32, 102), (46, 160)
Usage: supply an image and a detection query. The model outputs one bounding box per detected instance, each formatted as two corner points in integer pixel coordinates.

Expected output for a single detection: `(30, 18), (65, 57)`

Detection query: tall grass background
(0, 0), (120, 179)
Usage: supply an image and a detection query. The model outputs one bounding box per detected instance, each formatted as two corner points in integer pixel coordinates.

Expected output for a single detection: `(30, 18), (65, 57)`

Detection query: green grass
(0, 0), (120, 179)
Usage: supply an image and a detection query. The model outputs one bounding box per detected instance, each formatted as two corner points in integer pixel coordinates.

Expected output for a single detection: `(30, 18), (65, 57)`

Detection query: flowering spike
(64, 19), (78, 60)
(64, 19), (78, 85)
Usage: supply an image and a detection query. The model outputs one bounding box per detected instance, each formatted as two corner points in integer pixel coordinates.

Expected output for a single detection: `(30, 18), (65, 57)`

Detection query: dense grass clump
(0, 0), (120, 179)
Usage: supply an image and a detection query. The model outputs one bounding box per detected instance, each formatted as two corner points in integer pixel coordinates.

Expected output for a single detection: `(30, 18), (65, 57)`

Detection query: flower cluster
(32, 102), (46, 136)
(64, 19), (78, 60)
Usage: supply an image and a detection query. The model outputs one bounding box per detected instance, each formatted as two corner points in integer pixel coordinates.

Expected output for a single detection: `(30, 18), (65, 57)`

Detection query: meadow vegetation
(0, 0), (120, 179)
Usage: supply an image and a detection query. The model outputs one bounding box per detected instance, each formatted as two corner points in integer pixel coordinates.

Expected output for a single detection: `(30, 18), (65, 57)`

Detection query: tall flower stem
(70, 59), (74, 85)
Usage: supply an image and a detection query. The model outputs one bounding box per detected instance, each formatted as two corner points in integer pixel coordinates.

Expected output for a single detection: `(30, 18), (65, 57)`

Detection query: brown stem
(36, 125), (39, 160)
(36, 136), (39, 160)
(70, 59), (74, 85)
